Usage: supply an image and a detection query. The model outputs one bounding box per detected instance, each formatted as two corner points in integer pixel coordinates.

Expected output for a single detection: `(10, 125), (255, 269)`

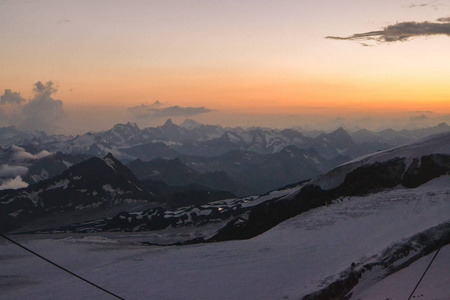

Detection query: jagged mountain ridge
(0, 126), (71, 148)
(310, 127), (362, 159)
(0, 153), (155, 232)
(0, 152), (244, 233)
(180, 146), (332, 195)
(350, 122), (450, 146)
(3, 120), (447, 163)
(37, 132), (450, 238)
(210, 132), (450, 242)
(127, 146), (332, 197)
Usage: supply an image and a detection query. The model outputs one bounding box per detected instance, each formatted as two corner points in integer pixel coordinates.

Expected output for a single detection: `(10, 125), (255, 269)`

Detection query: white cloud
(9, 145), (52, 162)
(0, 175), (28, 190)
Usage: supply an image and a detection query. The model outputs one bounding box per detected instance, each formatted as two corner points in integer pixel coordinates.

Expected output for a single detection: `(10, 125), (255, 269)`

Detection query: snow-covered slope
(1, 176), (449, 300)
(349, 244), (450, 300)
(311, 131), (450, 190)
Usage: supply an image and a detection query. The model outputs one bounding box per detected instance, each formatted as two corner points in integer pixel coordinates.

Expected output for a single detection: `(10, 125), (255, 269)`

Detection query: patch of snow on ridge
(30, 169), (49, 183)
(310, 132), (450, 190)
(102, 184), (123, 195)
(62, 160), (72, 168)
(47, 179), (69, 190)
(103, 157), (117, 171)
(226, 132), (241, 143)
(241, 186), (301, 207)
(149, 170), (161, 176)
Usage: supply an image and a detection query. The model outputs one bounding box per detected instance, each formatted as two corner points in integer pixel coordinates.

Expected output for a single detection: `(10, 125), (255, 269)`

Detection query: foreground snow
(350, 245), (450, 300)
(1, 176), (449, 300)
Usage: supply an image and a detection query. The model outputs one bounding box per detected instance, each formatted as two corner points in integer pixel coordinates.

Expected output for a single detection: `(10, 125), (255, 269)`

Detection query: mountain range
(3, 131), (449, 238)
(1, 129), (449, 300)
(1, 120), (448, 197)
(1, 119), (448, 161)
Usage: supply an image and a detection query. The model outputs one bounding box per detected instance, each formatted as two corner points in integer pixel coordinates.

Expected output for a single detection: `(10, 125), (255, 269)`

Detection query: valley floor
(1, 176), (450, 300)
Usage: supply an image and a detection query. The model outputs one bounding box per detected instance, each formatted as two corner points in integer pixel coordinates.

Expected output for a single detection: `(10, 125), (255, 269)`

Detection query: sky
(0, 0), (449, 134)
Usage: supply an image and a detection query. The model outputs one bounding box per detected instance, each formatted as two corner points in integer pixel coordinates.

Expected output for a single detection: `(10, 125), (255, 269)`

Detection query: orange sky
(0, 0), (449, 133)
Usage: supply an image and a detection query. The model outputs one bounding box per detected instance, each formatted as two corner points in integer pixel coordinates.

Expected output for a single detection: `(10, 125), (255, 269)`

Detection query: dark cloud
(128, 101), (164, 115)
(128, 103), (212, 119)
(0, 89), (25, 127)
(409, 1), (443, 9)
(1, 89), (26, 105)
(19, 81), (65, 133)
(409, 3), (429, 8)
(0, 81), (66, 133)
(33, 81), (57, 95)
(326, 18), (450, 44)
(150, 106), (212, 117)
(437, 17), (450, 22)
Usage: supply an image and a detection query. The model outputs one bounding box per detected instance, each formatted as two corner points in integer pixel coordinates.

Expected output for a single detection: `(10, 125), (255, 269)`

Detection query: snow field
(1, 176), (449, 300)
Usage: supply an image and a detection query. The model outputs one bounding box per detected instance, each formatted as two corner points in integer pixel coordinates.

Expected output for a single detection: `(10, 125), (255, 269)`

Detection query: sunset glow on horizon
(1, 0), (449, 134)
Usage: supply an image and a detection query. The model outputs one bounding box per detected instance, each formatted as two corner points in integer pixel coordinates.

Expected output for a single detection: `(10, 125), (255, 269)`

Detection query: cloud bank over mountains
(326, 17), (450, 45)
(128, 101), (213, 119)
(0, 81), (65, 133)
(0, 146), (52, 190)
(7, 145), (52, 162)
